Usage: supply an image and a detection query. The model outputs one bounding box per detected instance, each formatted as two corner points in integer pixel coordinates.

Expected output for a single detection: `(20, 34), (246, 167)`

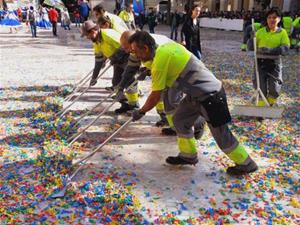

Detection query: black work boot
(161, 127), (177, 136)
(226, 158), (258, 176)
(115, 103), (139, 114)
(155, 113), (168, 127)
(166, 155), (198, 165)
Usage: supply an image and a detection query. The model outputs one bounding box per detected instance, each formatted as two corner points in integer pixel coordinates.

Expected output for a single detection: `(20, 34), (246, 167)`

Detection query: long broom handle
(69, 118), (133, 180)
(252, 19), (270, 106)
(66, 60), (110, 101)
(58, 65), (112, 117)
(68, 98), (117, 145)
(75, 79), (138, 126)
(74, 92), (115, 126)
(59, 85), (91, 118)
(69, 79), (138, 143)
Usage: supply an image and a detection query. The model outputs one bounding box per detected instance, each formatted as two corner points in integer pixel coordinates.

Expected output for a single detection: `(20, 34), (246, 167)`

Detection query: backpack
(28, 10), (35, 22)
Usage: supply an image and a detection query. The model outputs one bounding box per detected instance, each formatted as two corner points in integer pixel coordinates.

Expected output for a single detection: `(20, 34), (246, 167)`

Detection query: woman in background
(0, 9), (22, 33)
(181, 4), (202, 59)
(36, 6), (52, 29)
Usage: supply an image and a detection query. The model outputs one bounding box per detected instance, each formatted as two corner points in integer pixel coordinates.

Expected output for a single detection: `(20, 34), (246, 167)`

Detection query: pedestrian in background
(48, 7), (58, 36)
(170, 9), (181, 41)
(60, 7), (64, 27)
(147, 8), (157, 33)
(27, 6), (37, 37)
(63, 8), (71, 30)
(74, 9), (81, 27)
(138, 11), (146, 30)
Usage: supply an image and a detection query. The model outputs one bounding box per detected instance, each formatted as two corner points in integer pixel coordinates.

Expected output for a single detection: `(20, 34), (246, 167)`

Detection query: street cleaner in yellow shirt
(117, 31), (205, 138)
(255, 8), (290, 106)
(119, 3), (136, 30)
(129, 31), (258, 176)
(92, 4), (128, 34)
(81, 21), (130, 111)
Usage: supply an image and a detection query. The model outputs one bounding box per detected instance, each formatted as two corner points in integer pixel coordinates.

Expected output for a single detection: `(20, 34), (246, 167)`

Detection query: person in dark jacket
(181, 4), (202, 59)
(170, 10), (181, 41)
(147, 9), (157, 33)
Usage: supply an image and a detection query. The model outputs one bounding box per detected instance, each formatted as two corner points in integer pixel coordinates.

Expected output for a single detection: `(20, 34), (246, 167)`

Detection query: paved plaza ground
(0, 24), (299, 224)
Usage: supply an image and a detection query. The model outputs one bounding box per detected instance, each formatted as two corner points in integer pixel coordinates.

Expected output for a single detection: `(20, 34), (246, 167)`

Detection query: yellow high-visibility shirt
(143, 42), (192, 91)
(119, 10), (134, 23)
(256, 27), (290, 49)
(93, 29), (121, 58)
(106, 12), (128, 34)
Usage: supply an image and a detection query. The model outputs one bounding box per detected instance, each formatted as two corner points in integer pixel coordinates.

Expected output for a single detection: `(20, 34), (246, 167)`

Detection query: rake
(51, 118), (132, 198)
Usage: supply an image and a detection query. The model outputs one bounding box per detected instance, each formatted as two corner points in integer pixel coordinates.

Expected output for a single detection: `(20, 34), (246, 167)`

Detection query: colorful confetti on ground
(0, 28), (299, 224)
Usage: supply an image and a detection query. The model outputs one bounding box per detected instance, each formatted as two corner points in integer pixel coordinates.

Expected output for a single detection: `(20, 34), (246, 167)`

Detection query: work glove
(137, 67), (151, 81)
(89, 78), (97, 86)
(132, 109), (145, 121)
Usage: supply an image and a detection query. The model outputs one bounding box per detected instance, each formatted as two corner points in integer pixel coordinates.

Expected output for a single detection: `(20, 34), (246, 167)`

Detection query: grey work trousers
(173, 95), (239, 154)
(162, 87), (206, 132)
(254, 58), (282, 99)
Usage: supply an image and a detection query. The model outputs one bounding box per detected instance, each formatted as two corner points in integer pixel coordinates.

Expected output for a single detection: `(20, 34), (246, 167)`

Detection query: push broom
(231, 19), (284, 118)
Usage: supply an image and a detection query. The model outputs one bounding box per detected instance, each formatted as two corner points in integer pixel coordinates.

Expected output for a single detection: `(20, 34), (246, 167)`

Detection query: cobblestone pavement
(0, 24), (299, 224)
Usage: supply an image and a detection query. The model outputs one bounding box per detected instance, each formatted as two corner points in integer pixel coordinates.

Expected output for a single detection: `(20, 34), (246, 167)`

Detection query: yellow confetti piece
(290, 197), (300, 208)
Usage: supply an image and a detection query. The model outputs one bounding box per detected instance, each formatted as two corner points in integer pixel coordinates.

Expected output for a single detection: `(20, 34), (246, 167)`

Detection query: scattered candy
(1, 43), (299, 224)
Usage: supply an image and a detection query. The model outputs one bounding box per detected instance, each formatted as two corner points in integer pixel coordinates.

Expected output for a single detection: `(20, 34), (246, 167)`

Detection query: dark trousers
(149, 25), (155, 33)
(51, 21), (57, 36)
(170, 26), (178, 40)
(30, 22), (37, 37)
(112, 64), (124, 87)
(243, 25), (252, 44)
(254, 59), (282, 98)
(190, 46), (202, 60)
(75, 17), (80, 27)
(139, 23), (144, 30)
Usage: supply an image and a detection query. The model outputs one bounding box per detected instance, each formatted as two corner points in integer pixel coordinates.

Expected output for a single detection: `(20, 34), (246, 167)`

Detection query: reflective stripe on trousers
(155, 100), (164, 113)
(173, 95), (250, 164)
(125, 82), (138, 105)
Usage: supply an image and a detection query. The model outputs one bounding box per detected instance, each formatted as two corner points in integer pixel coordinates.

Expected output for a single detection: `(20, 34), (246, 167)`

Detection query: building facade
(143, 0), (300, 12)
(83, 0), (299, 14)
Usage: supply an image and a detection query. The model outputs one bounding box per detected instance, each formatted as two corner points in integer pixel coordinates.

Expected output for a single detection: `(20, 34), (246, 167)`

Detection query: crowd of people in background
(0, 0), (92, 37)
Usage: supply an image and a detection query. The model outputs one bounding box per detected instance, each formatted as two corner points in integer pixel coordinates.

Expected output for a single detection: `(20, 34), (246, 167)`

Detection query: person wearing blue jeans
(30, 22), (37, 37)
(190, 45), (201, 60)
(27, 7), (37, 38)
(74, 16), (81, 27)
